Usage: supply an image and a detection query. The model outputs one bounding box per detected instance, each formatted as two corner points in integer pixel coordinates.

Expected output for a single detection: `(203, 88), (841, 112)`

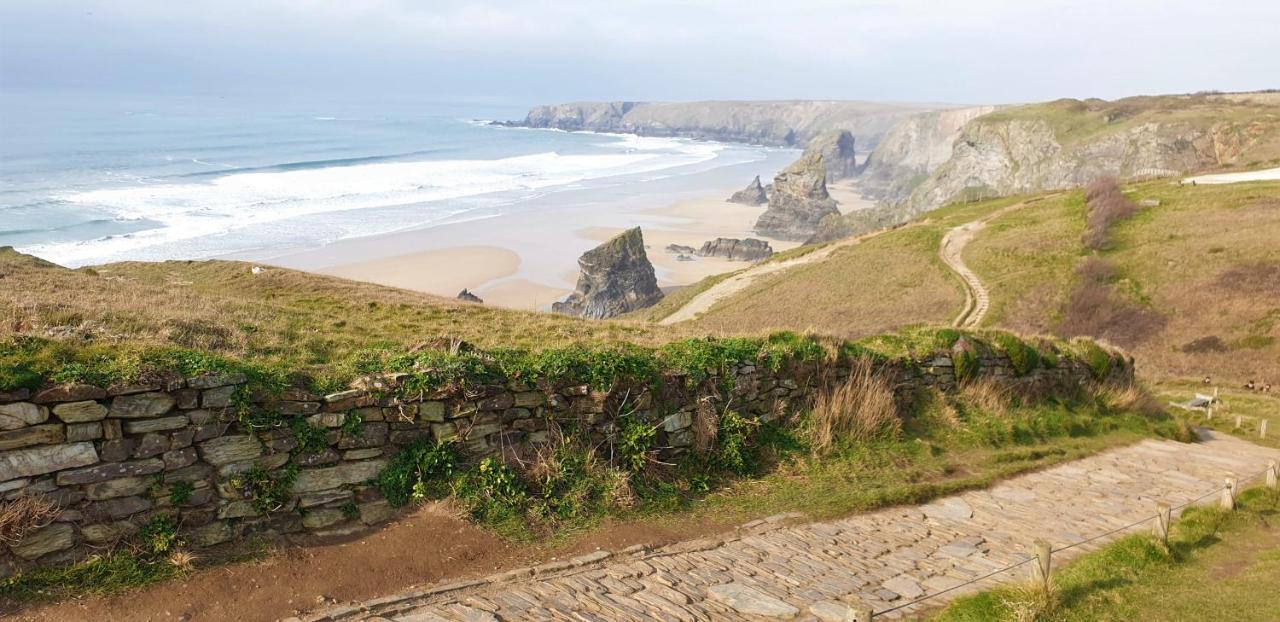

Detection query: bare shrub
(0, 493), (60, 545)
(1181, 336), (1228, 353)
(1075, 256), (1116, 284)
(808, 358), (899, 454)
(1082, 177), (1139, 250)
(1215, 262), (1280, 296)
(1000, 576), (1059, 622)
(1057, 278), (1166, 348)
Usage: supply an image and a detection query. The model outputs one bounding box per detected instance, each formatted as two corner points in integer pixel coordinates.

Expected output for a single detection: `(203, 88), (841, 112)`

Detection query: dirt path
(305, 432), (1279, 621)
(1183, 166), (1280, 184)
(940, 202), (1026, 329)
(657, 228), (894, 325)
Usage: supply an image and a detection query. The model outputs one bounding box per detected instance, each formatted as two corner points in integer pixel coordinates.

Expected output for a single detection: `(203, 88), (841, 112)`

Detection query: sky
(1, 0), (1278, 107)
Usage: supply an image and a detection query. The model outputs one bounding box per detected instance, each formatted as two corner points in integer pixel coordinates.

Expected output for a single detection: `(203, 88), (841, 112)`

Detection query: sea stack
(695, 238), (774, 262)
(803, 130), (859, 180)
(552, 227), (664, 319)
(728, 176), (769, 205)
(456, 289), (484, 303)
(754, 153), (841, 240)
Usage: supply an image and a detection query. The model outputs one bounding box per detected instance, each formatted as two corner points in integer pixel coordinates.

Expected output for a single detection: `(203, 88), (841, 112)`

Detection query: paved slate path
(298, 432), (1279, 621)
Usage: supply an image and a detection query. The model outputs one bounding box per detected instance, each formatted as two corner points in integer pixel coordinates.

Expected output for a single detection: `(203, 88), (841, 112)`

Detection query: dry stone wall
(0, 343), (1131, 576)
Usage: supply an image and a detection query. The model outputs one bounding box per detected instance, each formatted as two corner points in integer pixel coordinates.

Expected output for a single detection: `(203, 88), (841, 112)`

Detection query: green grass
(930, 485), (1280, 621)
(625, 268), (745, 322)
(963, 178), (1280, 382)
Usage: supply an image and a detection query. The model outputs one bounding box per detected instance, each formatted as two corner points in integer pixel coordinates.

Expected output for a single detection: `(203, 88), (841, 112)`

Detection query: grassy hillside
(966, 179), (1280, 381)
(0, 250), (688, 388)
(664, 175), (1280, 384)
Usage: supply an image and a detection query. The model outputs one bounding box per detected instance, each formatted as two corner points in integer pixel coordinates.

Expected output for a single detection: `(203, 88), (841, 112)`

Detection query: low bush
(375, 439), (459, 507)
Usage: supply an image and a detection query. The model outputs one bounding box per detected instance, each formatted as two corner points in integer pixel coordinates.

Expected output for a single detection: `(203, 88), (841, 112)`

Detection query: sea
(0, 89), (786, 268)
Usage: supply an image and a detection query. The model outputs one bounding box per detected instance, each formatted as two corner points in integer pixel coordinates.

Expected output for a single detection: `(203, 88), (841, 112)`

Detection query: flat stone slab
(707, 583), (800, 618)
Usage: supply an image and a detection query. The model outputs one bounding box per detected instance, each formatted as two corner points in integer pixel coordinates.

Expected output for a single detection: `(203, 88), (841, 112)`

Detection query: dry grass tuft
(1091, 378), (1167, 418)
(167, 550), (198, 571)
(1000, 577), (1059, 622)
(960, 378), (1016, 417)
(0, 493), (61, 545)
(692, 396), (720, 453)
(808, 358), (899, 454)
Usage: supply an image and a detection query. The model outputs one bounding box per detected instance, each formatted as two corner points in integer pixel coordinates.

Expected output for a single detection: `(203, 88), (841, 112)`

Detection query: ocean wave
(172, 148), (452, 179)
(34, 139), (723, 266)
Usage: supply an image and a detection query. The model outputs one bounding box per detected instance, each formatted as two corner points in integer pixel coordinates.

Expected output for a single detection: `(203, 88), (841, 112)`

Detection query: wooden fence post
(1221, 477), (1237, 510)
(1206, 404), (1213, 420)
(1033, 539), (1053, 595)
(1267, 461), (1278, 490)
(852, 604), (873, 622)
(1235, 415), (1243, 430)
(1261, 420), (1269, 439)
(1153, 502), (1172, 548)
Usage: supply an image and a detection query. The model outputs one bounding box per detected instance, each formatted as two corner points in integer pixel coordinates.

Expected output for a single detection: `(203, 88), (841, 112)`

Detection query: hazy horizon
(2, 1), (1278, 107)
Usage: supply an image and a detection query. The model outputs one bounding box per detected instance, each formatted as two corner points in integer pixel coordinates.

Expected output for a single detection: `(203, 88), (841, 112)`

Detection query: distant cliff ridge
(506, 100), (946, 148)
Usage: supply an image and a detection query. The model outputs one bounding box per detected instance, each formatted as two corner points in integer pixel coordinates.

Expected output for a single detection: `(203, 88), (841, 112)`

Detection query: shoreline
(264, 162), (874, 311)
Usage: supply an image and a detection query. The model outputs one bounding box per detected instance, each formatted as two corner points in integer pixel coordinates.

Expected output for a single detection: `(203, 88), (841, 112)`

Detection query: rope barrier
(868, 462), (1277, 618)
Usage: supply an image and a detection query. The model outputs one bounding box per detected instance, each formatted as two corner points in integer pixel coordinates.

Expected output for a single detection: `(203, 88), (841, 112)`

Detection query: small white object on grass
(251, 266), (264, 275)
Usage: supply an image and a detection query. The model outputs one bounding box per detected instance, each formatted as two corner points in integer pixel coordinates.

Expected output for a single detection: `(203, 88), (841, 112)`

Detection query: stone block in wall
(512, 392), (544, 408)
(197, 435), (263, 466)
(84, 476), (152, 501)
(102, 419), (123, 440)
(32, 384), (107, 404)
(122, 415), (189, 435)
(0, 402), (48, 430)
(200, 386), (237, 409)
(478, 393), (514, 411)
(427, 423), (456, 442)
(299, 490), (352, 508)
(10, 523), (75, 561)
(109, 393), (175, 418)
(163, 447), (198, 471)
(2, 442), (98, 480)
(307, 412), (346, 428)
(84, 495), (151, 521)
(323, 390), (376, 411)
(217, 452), (289, 478)
(185, 521), (233, 547)
(358, 500), (394, 525)
(186, 373), (245, 390)
(217, 500), (261, 520)
(51, 401), (107, 423)
(66, 422), (102, 443)
(278, 400), (322, 416)
(291, 459), (387, 494)
(418, 401), (446, 423)
(132, 433), (170, 459)
(192, 423), (227, 443)
(173, 389), (200, 410)
(662, 412), (693, 433)
(170, 428), (195, 450)
(56, 458), (163, 485)
(82, 521), (137, 546)
(99, 439), (132, 462)
(337, 422), (388, 449)
(302, 508), (346, 530)
(295, 449), (341, 467)
(0, 423), (65, 450)
(343, 448), (382, 461)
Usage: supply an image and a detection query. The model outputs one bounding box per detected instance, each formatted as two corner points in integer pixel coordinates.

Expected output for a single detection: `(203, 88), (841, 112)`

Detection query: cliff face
(755, 153), (840, 240)
(552, 227), (664, 319)
(509, 100), (943, 148)
(802, 130), (859, 180)
(904, 95), (1280, 212)
(858, 106), (998, 203)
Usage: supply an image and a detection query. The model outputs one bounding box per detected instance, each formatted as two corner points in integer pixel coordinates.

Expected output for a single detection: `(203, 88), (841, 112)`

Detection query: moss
(1073, 339), (1114, 380)
(991, 333), (1040, 376)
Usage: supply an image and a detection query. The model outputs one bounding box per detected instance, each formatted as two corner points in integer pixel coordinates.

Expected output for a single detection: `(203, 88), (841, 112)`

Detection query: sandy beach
(269, 154), (876, 311)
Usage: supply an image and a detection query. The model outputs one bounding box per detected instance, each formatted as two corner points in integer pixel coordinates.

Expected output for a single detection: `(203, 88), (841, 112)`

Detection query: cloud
(1, 0), (1277, 104)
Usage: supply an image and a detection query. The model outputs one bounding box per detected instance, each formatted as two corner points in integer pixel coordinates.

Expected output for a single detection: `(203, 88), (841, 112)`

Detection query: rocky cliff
(801, 130), (859, 180)
(858, 106), (998, 203)
(904, 94), (1280, 212)
(552, 228), (664, 319)
(695, 238), (773, 262)
(507, 100), (944, 148)
(754, 153), (840, 240)
(727, 176), (768, 205)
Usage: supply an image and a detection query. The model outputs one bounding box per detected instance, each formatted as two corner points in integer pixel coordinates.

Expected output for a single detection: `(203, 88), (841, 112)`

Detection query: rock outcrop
(727, 176), (769, 206)
(858, 106), (997, 203)
(754, 153), (840, 240)
(695, 238), (774, 262)
(505, 100), (944, 148)
(902, 95), (1280, 212)
(802, 130), (859, 180)
(552, 228), (664, 319)
(665, 244), (696, 254)
(456, 289), (483, 304)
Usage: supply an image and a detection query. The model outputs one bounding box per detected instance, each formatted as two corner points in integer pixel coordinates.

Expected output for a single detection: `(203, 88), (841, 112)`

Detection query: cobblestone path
(298, 432), (1279, 621)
